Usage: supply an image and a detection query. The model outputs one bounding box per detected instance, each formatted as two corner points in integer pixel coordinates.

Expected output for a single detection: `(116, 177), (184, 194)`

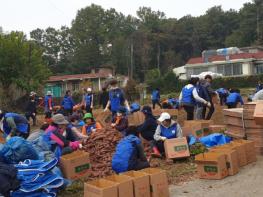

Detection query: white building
(182, 47), (263, 79)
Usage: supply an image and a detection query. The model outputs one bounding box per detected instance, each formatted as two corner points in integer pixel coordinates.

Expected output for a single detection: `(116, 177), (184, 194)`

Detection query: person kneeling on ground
(226, 89), (244, 109)
(0, 110), (30, 140)
(45, 114), (81, 156)
(111, 107), (128, 135)
(137, 106), (161, 157)
(82, 113), (102, 136)
(153, 112), (183, 157)
(112, 126), (150, 173)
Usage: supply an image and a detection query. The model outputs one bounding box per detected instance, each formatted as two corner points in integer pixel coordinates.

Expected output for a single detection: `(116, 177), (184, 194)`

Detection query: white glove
(206, 102), (211, 108)
(103, 108), (108, 112)
(160, 137), (167, 141)
(6, 134), (11, 141)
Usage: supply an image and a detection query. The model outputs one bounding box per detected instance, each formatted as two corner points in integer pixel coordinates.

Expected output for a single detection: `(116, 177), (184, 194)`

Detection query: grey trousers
(195, 106), (204, 120)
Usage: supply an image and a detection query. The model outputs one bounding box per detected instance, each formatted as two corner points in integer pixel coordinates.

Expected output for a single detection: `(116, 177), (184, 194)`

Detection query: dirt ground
(170, 156), (263, 197)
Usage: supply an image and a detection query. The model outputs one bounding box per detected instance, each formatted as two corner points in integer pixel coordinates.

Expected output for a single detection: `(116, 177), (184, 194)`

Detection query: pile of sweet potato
(82, 128), (122, 178)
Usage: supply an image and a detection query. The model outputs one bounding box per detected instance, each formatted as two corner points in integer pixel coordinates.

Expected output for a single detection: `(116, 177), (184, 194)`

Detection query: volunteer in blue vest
(104, 79), (130, 120)
(0, 110), (30, 140)
(151, 88), (162, 109)
(179, 77), (211, 120)
(112, 126), (150, 173)
(61, 90), (75, 116)
(153, 112), (183, 156)
(216, 88), (229, 106)
(226, 89), (244, 109)
(83, 88), (94, 114)
(44, 91), (54, 120)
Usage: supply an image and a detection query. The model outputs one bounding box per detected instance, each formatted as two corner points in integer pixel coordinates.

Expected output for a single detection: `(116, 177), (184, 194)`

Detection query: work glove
(103, 108), (108, 112)
(160, 136), (167, 141)
(206, 102), (211, 108)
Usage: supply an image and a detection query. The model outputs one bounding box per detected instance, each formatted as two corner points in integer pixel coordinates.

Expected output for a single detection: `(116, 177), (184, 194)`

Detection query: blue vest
(3, 113), (29, 135)
(160, 123), (177, 139)
(112, 135), (141, 173)
(226, 93), (240, 104)
(182, 86), (195, 104)
(152, 90), (159, 100)
(44, 95), (53, 108)
(85, 94), (92, 106)
(62, 95), (74, 110)
(109, 88), (124, 112)
(84, 123), (96, 135)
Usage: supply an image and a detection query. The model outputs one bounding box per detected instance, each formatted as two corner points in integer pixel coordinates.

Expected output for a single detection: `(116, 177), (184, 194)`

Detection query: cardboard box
(232, 140), (257, 163)
(84, 179), (118, 197)
(105, 175), (134, 197)
(195, 152), (228, 180)
(215, 143), (247, 167)
(210, 149), (239, 176)
(140, 168), (170, 197)
(128, 111), (145, 126)
(254, 102), (263, 125)
(209, 125), (226, 134)
(122, 171), (151, 197)
(182, 120), (213, 137)
(164, 137), (190, 159)
(59, 150), (91, 180)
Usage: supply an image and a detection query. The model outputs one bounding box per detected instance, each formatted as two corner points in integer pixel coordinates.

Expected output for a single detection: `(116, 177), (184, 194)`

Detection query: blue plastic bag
(0, 137), (39, 164)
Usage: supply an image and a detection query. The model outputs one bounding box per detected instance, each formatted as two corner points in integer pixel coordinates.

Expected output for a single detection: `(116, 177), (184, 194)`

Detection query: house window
(192, 67), (208, 75)
(72, 82), (80, 91)
(217, 63), (243, 76)
(255, 64), (263, 74)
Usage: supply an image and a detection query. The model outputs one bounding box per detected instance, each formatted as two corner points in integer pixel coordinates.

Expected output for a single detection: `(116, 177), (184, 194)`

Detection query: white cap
(30, 91), (36, 96)
(87, 88), (92, 92)
(158, 112), (171, 122)
(47, 91), (52, 95)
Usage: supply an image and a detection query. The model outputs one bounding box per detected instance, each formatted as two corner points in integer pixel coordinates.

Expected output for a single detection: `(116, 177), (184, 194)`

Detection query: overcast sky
(0, 0), (252, 36)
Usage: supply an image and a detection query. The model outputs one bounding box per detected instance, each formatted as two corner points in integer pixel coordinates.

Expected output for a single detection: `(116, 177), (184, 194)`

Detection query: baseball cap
(47, 91), (52, 96)
(158, 112), (171, 122)
(87, 88), (92, 92)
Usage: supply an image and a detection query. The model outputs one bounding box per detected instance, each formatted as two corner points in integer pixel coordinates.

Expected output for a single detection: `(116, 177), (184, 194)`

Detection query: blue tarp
(189, 133), (232, 148)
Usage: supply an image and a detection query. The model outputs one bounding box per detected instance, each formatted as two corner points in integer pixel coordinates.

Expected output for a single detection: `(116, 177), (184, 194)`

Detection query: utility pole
(130, 41), (134, 79)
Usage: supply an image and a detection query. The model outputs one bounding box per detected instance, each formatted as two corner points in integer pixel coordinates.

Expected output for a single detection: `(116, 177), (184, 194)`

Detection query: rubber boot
(151, 146), (162, 158)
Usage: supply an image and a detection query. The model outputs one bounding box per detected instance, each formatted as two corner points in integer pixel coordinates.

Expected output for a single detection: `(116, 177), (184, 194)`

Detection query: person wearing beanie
(154, 112), (183, 157)
(82, 113), (102, 136)
(111, 106), (128, 135)
(45, 114), (81, 156)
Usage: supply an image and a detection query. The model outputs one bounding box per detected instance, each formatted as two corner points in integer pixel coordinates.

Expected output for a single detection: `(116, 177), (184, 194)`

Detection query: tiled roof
(186, 52), (263, 65)
(47, 73), (111, 82)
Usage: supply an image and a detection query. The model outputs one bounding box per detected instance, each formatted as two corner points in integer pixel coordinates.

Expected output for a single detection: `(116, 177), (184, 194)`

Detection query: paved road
(170, 156), (263, 197)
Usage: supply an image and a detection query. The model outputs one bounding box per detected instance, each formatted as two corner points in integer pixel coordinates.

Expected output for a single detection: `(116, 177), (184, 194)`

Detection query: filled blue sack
(0, 137), (39, 164)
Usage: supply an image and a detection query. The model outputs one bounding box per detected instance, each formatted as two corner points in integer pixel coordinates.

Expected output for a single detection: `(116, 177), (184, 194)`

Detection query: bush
(212, 75), (263, 90)
(147, 71), (186, 94)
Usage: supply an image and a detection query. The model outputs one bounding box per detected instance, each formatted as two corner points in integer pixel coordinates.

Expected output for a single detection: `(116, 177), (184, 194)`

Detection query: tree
(0, 32), (50, 106)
